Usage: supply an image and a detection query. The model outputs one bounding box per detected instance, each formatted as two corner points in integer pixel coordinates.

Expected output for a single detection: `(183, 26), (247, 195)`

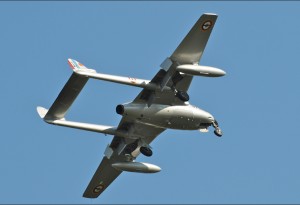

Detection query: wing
(82, 156), (122, 198)
(83, 116), (165, 198)
(133, 13), (218, 106)
(171, 13), (218, 64)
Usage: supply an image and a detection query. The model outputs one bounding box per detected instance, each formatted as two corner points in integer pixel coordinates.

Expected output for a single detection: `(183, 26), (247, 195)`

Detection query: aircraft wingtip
(36, 106), (48, 119)
(203, 13), (218, 16)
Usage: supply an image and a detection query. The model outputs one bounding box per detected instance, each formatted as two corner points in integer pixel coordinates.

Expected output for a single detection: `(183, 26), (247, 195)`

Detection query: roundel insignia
(93, 184), (104, 193)
(201, 20), (213, 31)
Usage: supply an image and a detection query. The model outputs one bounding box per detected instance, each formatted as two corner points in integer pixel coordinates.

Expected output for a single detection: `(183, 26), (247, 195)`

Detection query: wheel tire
(176, 90), (190, 102)
(214, 129), (223, 137)
(140, 146), (153, 157)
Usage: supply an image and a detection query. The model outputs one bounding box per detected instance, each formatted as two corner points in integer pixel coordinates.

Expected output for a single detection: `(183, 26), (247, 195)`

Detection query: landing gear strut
(212, 120), (223, 137)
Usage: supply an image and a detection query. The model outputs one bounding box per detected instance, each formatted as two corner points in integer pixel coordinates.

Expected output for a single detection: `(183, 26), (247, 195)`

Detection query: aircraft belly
(121, 104), (206, 130)
(168, 110), (198, 130)
(138, 106), (198, 130)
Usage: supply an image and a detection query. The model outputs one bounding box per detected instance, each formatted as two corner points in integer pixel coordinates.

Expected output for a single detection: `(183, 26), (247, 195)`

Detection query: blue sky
(1, 1), (300, 204)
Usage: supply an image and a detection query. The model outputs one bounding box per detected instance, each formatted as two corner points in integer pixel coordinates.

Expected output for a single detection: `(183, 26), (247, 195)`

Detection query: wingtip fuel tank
(112, 162), (161, 173)
(177, 64), (226, 77)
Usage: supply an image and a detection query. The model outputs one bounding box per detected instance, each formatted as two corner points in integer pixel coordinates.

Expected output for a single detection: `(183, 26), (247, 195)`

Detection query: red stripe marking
(68, 61), (75, 70)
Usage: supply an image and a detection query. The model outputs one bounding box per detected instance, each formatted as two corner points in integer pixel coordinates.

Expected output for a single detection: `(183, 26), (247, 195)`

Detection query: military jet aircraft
(37, 13), (225, 198)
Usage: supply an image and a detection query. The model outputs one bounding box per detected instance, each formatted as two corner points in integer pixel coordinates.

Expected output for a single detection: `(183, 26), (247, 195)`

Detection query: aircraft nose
(194, 108), (214, 123)
(205, 112), (214, 122)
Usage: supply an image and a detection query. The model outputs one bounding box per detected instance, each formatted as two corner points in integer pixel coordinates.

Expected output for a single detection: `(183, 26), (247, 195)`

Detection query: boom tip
(36, 106), (48, 119)
(68, 58), (88, 71)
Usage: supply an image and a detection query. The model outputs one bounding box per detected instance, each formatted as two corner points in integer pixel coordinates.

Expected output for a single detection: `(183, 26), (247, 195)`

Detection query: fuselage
(116, 103), (214, 130)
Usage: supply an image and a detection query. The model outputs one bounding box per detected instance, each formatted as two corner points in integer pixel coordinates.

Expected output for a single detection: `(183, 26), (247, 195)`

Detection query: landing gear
(176, 90), (189, 102)
(214, 128), (222, 137)
(171, 85), (189, 102)
(212, 120), (223, 137)
(124, 141), (138, 154)
(140, 146), (153, 157)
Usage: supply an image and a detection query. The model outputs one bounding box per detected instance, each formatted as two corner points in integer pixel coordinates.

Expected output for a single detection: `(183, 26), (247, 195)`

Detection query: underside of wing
(133, 73), (193, 105)
(133, 13), (218, 106)
(83, 156), (123, 198)
(112, 117), (166, 157)
(83, 116), (165, 198)
(170, 13), (218, 65)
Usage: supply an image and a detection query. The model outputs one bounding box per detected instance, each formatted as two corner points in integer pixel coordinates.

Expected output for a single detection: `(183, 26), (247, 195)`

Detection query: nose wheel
(212, 120), (223, 137)
(214, 128), (223, 137)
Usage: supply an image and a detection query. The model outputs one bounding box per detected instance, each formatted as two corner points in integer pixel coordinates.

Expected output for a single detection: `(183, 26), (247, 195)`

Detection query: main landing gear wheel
(140, 146), (153, 157)
(176, 90), (190, 102)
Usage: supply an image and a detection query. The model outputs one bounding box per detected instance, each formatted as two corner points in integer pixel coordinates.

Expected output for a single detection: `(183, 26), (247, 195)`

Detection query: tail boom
(68, 59), (166, 91)
(37, 106), (117, 135)
(37, 106), (142, 139)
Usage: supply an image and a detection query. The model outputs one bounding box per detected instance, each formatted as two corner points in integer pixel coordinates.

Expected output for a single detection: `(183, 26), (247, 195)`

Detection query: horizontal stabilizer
(44, 72), (89, 121)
